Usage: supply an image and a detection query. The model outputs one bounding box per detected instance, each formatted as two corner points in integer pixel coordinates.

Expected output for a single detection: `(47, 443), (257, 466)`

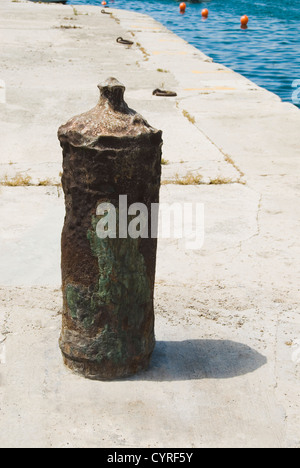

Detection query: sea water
(69, 0), (300, 108)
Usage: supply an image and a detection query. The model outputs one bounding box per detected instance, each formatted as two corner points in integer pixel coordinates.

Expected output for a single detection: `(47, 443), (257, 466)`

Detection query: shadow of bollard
(130, 339), (267, 381)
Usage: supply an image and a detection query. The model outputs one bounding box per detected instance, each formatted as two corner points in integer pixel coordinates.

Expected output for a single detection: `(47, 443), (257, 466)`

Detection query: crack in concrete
(176, 102), (246, 184)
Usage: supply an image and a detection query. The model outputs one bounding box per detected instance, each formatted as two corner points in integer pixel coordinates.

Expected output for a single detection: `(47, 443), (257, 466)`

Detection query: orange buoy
(179, 2), (186, 13)
(241, 15), (249, 27)
(102, 1), (107, 5)
(202, 8), (209, 18)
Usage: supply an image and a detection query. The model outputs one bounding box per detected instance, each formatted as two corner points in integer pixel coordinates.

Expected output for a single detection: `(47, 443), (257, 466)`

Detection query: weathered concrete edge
(107, 6), (287, 104)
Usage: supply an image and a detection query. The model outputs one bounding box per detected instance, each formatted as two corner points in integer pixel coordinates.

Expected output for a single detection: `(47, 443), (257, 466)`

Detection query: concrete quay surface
(0, 0), (300, 448)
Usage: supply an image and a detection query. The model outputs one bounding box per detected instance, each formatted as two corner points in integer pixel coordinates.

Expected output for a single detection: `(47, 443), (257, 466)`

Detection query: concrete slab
(0, 186), (64, 287)
(0, 286), (285, 448)
(0, 0), (239, 185)
(0, 80), (5, 104)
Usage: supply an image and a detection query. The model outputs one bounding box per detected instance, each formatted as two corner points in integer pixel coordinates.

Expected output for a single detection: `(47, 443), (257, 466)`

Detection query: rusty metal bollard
(58, 78), (162, 380)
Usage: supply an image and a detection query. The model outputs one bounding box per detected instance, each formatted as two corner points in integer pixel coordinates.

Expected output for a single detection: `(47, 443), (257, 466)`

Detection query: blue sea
(68, 0), (300, 108)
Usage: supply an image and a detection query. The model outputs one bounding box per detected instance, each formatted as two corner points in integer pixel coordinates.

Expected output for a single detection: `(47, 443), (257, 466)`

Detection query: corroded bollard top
(58, 77), (161, 147)
(98, 77), (126, 110)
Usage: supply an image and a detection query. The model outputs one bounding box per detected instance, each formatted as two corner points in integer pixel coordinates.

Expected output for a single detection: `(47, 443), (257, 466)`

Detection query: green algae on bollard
(58, 78), (162, 380)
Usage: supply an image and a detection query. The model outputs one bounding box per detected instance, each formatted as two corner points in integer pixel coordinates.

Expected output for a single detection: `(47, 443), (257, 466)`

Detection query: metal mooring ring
(153, 88), (177, 97)
(116, 37), (134, 45)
